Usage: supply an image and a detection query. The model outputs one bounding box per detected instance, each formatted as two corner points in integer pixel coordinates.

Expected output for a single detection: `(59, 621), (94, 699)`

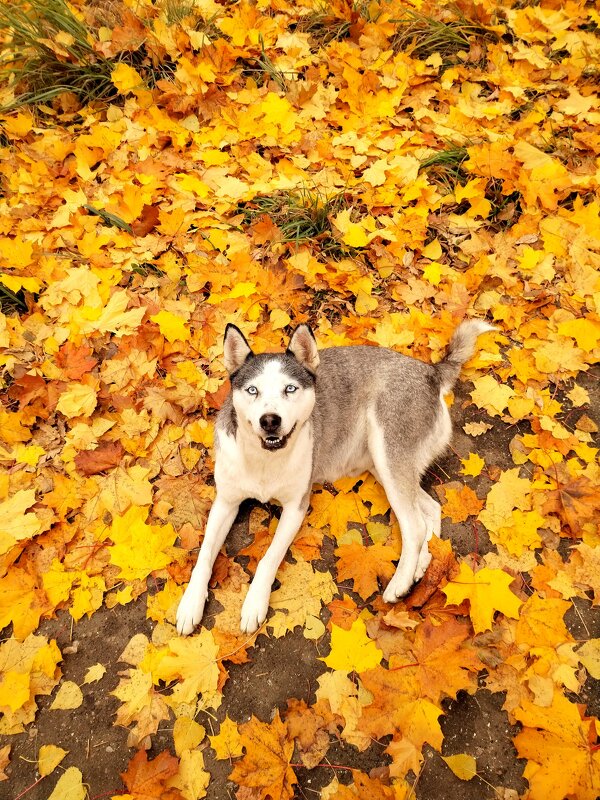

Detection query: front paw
(383, 574), (413, 604)
(240, 584), (270, 634)
(176, 584), (208, 636)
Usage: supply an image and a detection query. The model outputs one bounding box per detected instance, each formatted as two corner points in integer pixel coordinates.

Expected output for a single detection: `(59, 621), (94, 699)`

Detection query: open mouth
(260, 424), (296, 451)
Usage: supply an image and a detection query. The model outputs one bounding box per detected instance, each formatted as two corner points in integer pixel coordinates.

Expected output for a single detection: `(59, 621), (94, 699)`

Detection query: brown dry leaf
(74, 442), (125, 475)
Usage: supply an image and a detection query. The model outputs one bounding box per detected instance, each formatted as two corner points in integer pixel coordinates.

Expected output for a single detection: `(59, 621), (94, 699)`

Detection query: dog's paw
(382, 575), (413, 604)
(176, 586), (207, 636)
(240, 585), (270, 634)
(414, 548), (432, 581)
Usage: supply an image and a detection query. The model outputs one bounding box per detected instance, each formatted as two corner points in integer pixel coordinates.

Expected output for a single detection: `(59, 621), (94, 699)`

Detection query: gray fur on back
(310, 347), (441, 483)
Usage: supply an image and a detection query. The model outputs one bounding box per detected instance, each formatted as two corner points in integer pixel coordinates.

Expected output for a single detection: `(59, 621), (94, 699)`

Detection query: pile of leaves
(0, 0), (599, 797)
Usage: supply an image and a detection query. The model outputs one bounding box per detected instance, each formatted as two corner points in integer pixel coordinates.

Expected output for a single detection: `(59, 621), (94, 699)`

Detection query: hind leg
(369, 423), (428, 602)
(414, 490), (441, 579)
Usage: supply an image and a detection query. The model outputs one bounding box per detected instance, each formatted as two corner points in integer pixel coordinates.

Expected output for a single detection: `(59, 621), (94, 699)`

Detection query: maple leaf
(229, 712), (297, 800)
(541, 463), (600, 536)
(442, 562), (523, 633)
(335, 541), (397, 600)
(112, 668), (170, 747)
(121, 749), (183, 800)
(0, 560), (52, 640)
(210, 715), (243, 760)
(268, 560), (337, 639)
(285, 697), (336, 769)
(404, 535), (458, 610)
(393, 617), (484, 703)
(0, 634), (62, 734)
(440, 483), (484, 523)
(154, 628), (221, 709)
(108, 506), (177, 582)
(514, 691), (600, 800)
(515, 594), (573, 649)
(308, 489), (369, 540)
(0, 488), (44, 558)
(55, 342), (97, 380)
(322, 618), (383, 673)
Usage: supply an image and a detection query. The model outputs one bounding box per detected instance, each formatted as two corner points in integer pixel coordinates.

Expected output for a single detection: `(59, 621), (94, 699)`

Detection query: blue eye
(285, 385), (297, 394)
(247, 385), (258, 395)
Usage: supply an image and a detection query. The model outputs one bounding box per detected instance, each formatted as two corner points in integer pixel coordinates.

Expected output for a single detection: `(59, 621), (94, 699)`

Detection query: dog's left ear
(287, 325), (320, 374)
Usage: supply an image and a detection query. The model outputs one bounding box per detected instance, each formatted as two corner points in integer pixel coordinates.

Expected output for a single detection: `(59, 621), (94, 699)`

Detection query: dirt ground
(2, 375), (599, 800)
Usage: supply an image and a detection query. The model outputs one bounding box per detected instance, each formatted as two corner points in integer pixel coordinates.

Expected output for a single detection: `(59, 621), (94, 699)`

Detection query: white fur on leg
(238, 503), (306, 633)
(177, 574), (210, 636)
(176, 496), (239, 636)
(240, 580), (271, 634)
(415, 541), (432, 580)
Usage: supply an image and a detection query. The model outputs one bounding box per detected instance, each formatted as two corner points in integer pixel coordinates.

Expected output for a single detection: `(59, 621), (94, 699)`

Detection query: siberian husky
(177, 319), (493, 635)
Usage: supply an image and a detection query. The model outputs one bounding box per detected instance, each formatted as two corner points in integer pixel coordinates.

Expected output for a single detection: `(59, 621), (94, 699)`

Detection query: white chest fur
(215, 423), (313, 505)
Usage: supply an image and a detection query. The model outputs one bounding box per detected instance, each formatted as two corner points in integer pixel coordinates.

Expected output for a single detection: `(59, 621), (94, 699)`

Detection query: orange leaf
(229, 712), (296, 800)
(335, 541), (397, 600)
(120, 750), (182, 800)
(441, 484), (484, 523)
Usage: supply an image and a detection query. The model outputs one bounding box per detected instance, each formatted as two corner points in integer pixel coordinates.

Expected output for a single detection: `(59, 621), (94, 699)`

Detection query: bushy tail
(437, 320), (495, 392)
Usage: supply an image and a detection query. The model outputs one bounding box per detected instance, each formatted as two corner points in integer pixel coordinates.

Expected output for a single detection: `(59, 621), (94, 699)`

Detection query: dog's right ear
(287, 324), (320, 374)
(223, 324), (253, 374)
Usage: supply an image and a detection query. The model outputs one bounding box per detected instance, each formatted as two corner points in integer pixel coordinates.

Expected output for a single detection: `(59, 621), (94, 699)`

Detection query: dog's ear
(223, 324), (253, 374)
(287, 324), (320, 374)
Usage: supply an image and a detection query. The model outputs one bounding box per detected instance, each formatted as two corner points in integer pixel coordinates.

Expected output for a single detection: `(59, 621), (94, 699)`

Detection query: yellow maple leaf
(111, 62), (144, 93)
(557, 317), (600, 351)
(268, 559), (336, 639)
(112, 667), (170, 747)
(154, 628), (221, 709)
(56, 382), (97, 418)
(515, 594), (572, 648)
(308, 489), (369, 541)
(322, 618), (383, 673)
(0, 489), (43, 556)
(210, 715), (244, 759)
(442, 562), (522, 633)
(108, 506), (177, 582)
(470, 375), (514, 416)
(150, 310), (191, 343)
(460, 453), (485, 477)
(167, 748), (210, 800)
(478, 468), (532, 535)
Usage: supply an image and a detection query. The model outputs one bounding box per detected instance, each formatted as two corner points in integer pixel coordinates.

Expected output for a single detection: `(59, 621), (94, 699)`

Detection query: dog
(176, 319), (493, 635)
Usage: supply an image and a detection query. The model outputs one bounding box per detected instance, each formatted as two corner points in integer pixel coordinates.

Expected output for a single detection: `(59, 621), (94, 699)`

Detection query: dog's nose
(260, 414), (281, 433)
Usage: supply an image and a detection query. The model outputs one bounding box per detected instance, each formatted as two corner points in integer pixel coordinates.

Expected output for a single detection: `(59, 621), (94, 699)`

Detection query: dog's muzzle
(260, 423), (296, 451)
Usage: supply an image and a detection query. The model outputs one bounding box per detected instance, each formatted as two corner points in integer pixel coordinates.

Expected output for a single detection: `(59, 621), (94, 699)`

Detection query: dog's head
(223, 324), (319, 451)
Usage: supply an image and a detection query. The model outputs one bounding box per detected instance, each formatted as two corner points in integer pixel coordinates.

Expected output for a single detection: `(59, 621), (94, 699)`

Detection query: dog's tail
(436, 320), (495, 392)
